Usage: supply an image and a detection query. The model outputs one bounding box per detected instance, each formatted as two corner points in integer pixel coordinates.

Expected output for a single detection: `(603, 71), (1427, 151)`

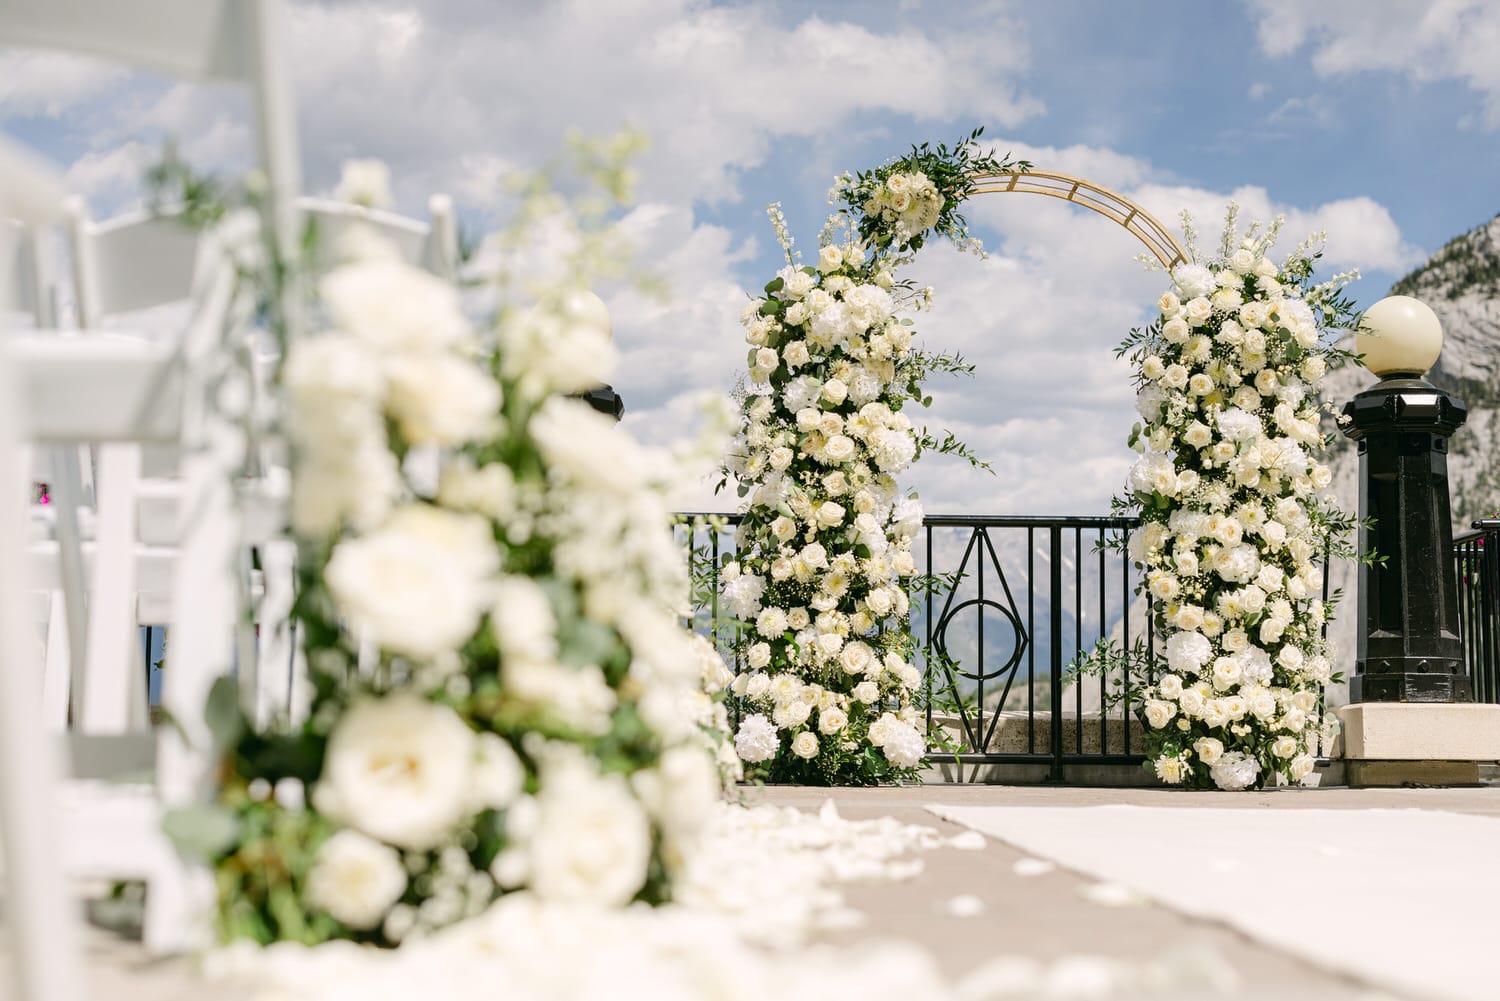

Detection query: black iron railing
(677, 512), (1154, 780)
(1454, 519), (1500, 704)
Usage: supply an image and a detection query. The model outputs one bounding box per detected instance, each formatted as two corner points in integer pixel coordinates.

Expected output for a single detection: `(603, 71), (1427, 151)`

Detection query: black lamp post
(1341, 295), (1472, 703)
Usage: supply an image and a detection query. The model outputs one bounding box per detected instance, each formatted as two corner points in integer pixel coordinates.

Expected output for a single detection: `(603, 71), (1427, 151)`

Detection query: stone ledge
(1337, 702), (1500, 761)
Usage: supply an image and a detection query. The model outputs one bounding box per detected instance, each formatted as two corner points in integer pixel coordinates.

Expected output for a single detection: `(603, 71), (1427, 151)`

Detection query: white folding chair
(0, 0), (302, 954)
(3, 218), (95, 729)
(0, 131), (84, 1001)
(300, 194), (459, 283)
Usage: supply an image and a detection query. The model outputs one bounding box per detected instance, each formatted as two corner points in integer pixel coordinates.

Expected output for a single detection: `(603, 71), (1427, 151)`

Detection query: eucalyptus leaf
(204, 675), (246, 751)
(162, 805), (242, 861)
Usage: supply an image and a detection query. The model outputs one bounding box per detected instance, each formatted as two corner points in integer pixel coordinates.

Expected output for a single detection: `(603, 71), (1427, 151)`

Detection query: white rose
(327, 505), (498, 661)
(839, 641), (875, 675)
(1192, 736), (1224, 765)
(853, 681), (879, 704)
(1144, 699), (1177, 729)
(1288, 753), (1316, 783)
(818, 708), (848, 734)
(1229, 248), (1256, 274)
(530, 757), (652, 906)
(317, 695), (476, 851)
(1178, 688), (1206, 717)
(824, 435), (857, 463)
(323, 258), (468, 355)
(1272, 736), (1298, 759)
(1158, 674), (1184, 699)
(817, 244), (844, 273)
(1211, 657), (1242, 691)
(333, 158), (395, 209)
(1184, 297), (1213, 325)
(304, 829), (407, 930)
(470, 733), (525, 813)
(384, 353), (500, 448)
(791, 730), (820, 759)
(822, 379), (849, 405)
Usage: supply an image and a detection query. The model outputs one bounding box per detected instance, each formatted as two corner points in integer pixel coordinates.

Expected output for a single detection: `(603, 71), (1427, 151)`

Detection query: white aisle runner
(929, 803), (1500, 1001)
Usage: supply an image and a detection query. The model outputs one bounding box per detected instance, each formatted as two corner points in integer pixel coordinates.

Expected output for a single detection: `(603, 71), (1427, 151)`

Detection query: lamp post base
(1345, 760), (1481, 788)
(1351, 667), (1473, 704)
(1337, 703), (1500, 788)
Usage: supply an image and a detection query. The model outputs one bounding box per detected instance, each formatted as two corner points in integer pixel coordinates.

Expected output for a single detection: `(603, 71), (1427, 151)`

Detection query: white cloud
(1249, 0), (1500, 126)
(0, 50), (125, 117)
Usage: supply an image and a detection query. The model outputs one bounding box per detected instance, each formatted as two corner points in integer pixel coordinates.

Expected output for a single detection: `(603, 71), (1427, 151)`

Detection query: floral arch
(968, 168), (1188, 270)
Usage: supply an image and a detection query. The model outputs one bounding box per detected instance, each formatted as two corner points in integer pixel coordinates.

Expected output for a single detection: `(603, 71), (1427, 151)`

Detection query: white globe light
(1356, 295), (1442, 377)
(560, 288), (612, 342)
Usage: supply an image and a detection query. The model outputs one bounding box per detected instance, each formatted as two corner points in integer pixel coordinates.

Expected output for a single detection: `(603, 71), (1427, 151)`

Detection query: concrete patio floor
(6, 783), (1498, 1000)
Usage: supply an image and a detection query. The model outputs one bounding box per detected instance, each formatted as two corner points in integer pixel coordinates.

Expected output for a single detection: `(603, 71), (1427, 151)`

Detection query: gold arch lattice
(968, 169), (1188, 270)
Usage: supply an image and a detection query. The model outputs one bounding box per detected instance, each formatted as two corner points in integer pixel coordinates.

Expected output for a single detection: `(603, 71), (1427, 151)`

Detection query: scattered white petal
(1042, 955), (1128, 998)
(946, 830), (988, 851)
(1079, 882), (1147, 908)
(1011, 857), (1056, 877)
(944, 894), (986, 918)
(958, 956), (1044, 999)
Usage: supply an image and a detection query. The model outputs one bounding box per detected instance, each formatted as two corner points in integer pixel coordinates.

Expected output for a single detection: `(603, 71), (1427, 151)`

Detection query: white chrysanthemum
(304, 829), (407, 930)
(881, 721), (926, 769)
(1128, 452), (1178, 497)
(1209, 750), (1261, 791)
(316, 695), (476, 851)
(1216, 408), (1262, 442)
(734, 714), (780, 762)
(1172, 264), (1216, 299)
(722, 573), (767, 620)
(1164, 631), (1213, 674)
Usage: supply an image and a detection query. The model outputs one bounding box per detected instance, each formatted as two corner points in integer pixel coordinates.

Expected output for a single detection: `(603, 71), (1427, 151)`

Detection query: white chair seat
(137, 472), (288, 547)
(6, 334), (182, 443)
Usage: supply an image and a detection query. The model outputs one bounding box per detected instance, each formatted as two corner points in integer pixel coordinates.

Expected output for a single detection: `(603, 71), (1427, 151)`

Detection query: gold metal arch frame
(969, 169), (1188, 270)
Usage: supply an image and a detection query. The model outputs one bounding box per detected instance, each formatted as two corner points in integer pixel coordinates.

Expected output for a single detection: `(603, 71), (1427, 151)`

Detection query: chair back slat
(72, 211), (203, 323)
(0, 0), (251, 82)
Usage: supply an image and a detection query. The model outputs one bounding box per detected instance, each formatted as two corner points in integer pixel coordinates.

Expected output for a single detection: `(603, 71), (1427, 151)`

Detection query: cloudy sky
(4, 0), (1497, 515)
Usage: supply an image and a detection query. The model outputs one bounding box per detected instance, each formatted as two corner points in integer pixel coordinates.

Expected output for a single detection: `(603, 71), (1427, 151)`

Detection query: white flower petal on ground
(1079, 882), (1147, 908)
(943, 894), (986, 918)
(946, 830), (988, 851)
(1011, 857), (1056, 877)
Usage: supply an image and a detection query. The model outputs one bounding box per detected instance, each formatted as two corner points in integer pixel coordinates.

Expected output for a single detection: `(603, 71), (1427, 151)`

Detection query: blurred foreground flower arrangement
(165, 139), (736, 946)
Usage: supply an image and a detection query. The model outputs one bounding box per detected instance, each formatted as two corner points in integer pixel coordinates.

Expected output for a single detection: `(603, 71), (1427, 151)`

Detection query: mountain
(1321, 211), (1500, 698)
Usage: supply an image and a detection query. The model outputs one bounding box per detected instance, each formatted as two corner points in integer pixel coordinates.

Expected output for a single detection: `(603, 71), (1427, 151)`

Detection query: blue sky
(4, 0), (1497, 514)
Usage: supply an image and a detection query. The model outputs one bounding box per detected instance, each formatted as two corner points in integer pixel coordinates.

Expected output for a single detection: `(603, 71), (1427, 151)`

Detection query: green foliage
(837, 127), (1031, 257)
